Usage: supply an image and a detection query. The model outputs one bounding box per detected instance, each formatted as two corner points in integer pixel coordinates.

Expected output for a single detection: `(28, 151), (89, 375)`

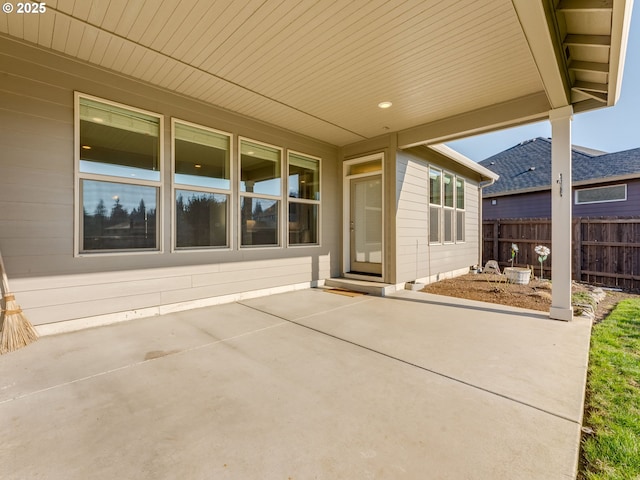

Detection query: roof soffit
(0, 0), (633, 148)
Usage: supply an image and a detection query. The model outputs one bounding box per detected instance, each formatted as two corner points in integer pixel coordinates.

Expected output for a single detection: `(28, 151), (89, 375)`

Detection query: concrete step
(324, 277), (396, 297)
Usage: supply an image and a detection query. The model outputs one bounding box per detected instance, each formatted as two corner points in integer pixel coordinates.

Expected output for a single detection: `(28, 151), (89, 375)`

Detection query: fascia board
(427, 144), (499, 181)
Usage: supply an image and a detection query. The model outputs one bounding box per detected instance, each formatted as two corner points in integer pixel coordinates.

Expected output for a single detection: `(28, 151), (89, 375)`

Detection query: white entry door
(349, 175), (382, 275)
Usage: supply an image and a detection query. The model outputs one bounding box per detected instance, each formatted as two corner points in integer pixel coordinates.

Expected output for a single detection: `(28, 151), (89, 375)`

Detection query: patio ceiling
(0, 0), (633, 147)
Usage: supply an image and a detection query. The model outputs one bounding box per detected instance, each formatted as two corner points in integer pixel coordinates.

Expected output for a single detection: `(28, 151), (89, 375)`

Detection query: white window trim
(238, 137), (284, 249)
(429, 168), (468, 245)
(342, 152), (385, 280)
(429, 167), (442, 245)
(455, 176), (466, 244)
(574, 184), (627, 205)
(171, 118), (233, 252)
(74, 92), (164, 256)
(443, 172), (455, 244)
(287, 149), (321, 248)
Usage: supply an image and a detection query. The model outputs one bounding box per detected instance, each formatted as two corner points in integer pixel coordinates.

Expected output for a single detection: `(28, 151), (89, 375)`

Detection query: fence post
(572, 218), (581, 282)
(493, 221), (499, 261)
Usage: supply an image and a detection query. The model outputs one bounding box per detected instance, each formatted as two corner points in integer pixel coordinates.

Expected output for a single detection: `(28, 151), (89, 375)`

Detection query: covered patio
(0, 0), (634, 326)
(0, 289), (592, 479)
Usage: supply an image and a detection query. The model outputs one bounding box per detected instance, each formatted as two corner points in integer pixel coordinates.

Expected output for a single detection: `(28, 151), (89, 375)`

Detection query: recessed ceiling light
(247, 151), (255, 155)
(378, 101), (392, 109)
(81, 145), (92, 150)
(195, 164), (202, 168)
(92, 117), (104, 123)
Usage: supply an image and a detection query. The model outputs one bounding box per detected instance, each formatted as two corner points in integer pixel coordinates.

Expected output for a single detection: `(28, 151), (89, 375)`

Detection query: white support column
(549, 106), (574, 321)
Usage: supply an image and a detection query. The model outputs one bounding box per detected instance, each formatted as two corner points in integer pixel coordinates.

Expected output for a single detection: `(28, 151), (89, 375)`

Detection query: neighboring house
(0, 1), (632, 327)
(480, 138), (640, 219)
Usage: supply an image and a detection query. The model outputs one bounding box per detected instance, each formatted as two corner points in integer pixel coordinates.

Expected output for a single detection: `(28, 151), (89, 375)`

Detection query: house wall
(573, 179), (640, 217)
(0, 36), (340, 327)
(483, 191), (550, 219)
(483, 179), (640, 219)
(395, 149), (481, 284)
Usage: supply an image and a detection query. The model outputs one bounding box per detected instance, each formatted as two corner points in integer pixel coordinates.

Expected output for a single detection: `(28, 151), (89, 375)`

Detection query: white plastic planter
(504, 267), (531, 285)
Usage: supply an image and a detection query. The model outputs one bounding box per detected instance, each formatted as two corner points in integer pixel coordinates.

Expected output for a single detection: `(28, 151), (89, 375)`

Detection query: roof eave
(607, 0), (635, 106)
(428, 144), (500, 181)
(483, 173), (640, 197)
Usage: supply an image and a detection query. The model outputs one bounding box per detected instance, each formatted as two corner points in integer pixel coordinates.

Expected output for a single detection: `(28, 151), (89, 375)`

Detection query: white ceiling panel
(63, 19), (85, 57)
(0, 0), (631, 146)
(111, 0), (145, 36)
(76, 24), (99, 61)
(55, 0), (75, 16)
(87, 30), (112, 64)
(6, 7), (23, 37)
(49, 13), (71, 52)
(37, 10), (55, 48)
(22, 10), (40, 44)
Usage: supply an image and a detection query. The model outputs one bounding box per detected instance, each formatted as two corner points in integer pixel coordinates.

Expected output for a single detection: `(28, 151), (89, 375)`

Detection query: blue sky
(447, 9), (640, 162)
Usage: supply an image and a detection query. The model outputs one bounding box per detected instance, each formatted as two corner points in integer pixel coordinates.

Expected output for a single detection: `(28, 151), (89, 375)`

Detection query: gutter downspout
(478, 177), (497, 268)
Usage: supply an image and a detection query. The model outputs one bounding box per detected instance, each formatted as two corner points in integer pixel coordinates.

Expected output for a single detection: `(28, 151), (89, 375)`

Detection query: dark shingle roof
(478, 137), (640, 196)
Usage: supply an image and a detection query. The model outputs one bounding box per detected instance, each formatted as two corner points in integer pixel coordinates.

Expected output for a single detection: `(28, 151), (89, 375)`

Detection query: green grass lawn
(580, 298), (640, 480)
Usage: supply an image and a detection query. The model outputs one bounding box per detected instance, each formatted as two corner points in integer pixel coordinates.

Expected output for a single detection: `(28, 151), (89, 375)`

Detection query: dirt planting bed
(420, 273), (638, 322)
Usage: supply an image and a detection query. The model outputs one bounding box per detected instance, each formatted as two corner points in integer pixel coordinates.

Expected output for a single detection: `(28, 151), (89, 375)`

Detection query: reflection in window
(79, 97), (160, 181)
(456, 178), (465, 209)
(173, 120), (231, 250)
(239, 138), (282, 247)
(444, 173), (454, 207)
(456, 211), (465, 242)
(429, 169), (466, 244)
(444, 209), (454, 243)
(429, 168), (441, 205)
(81, 179), (158, 251)
(176, 190), (228, 248)
(443, 173), (454, 243)
(289, 203), (318, 245)
(289, 153), (319, 200)
(348, 159), (382, 176)
(174, 122), (230, 190)
(288, 152), (320, 246)
(575, 184), (626, 204)
(429, 206), (440, 244)
(240, 140), (281, 196)
(241, 197), (279, 247)
(77, 94), (162, 254)
(456, 178), (465, 242)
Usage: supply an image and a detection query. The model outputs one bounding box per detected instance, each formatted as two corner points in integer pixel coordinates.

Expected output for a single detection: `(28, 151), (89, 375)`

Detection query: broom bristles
(1, 294), (38, 354)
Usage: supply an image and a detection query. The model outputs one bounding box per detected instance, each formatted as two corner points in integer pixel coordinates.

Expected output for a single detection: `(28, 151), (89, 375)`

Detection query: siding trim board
(35, 280), (322, 336)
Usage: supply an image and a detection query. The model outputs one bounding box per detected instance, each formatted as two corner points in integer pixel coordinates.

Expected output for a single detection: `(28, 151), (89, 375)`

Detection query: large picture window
(428, 168), (466, 245)
(288, 152), (320, 245)
(173, 120), (231, 249)
(77, 94), (162, 253)
(240, 138), (282, 247)
(429, 168), (442, 244)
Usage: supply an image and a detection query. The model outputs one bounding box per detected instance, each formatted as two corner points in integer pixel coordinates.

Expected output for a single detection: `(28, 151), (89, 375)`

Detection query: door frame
(342, 153), (385, 281)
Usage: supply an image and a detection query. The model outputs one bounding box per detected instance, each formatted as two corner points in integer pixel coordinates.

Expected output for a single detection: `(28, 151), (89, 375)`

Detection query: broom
(0, 248), (38, 354)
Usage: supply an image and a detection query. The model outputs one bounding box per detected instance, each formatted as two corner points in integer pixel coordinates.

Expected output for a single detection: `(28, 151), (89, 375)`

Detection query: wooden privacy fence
(483, 217), (640, 291)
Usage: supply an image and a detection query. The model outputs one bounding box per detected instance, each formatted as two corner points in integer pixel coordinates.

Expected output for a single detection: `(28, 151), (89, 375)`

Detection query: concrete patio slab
(242, 289), (591, 422)
(0, 288), (591, 479)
